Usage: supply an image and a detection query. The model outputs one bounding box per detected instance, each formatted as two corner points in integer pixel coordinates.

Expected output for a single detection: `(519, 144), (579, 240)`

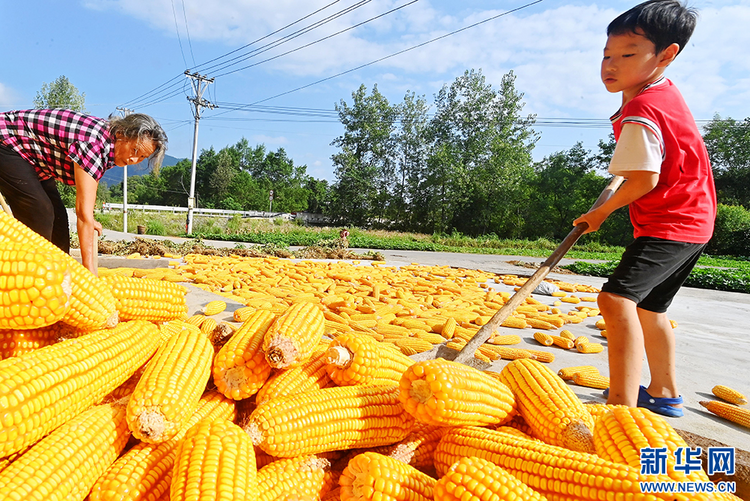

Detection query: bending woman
(0, 109), (167, 274)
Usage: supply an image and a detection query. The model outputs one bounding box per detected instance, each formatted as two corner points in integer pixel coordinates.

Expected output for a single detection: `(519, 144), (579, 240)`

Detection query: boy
(573, 0), (716, 417)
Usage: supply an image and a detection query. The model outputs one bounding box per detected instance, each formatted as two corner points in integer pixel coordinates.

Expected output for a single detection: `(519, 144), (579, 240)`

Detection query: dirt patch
(94, 238), (384, 261)
(675, 428), (750, 499)
(507, 260), (576, 275)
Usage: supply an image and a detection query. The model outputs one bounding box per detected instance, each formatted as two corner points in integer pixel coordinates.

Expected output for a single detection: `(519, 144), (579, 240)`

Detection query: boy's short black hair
(608, 0), (697, 55)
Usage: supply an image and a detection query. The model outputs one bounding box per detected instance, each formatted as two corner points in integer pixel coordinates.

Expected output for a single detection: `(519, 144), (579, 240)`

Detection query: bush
(707, 204), (750, 256)
(146, 220), (166, 236)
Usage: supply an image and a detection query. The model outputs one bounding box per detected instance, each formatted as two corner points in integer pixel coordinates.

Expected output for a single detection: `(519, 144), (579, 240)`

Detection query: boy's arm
(573, 123), (661, 233)
(573, 170), (658, 233)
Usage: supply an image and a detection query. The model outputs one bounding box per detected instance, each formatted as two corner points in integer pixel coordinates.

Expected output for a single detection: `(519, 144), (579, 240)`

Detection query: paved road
(95, 229), (750, 453)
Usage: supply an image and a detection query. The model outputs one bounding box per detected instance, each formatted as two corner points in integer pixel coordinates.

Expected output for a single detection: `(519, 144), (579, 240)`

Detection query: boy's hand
(573, 208), (607, 234)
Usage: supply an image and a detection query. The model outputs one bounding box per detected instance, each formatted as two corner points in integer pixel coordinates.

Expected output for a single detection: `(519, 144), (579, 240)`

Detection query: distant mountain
(100, 154), (184, 186)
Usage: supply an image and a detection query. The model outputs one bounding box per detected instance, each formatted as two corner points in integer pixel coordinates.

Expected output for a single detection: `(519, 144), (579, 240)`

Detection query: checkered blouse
(0, 109), (114, 185)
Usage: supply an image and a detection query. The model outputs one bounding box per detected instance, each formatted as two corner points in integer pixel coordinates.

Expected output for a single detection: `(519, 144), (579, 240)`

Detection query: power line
(171, 0), (189, 69)
(181, 0), (197, 67)
(120, 1), (346, 109)
(204, 0), (375, 76)
(209, 0), (544, 117)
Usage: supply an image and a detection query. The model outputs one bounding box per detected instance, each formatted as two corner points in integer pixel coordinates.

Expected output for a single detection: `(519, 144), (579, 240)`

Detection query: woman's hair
(608, 0), (697, 56)
(108, 113), (168, 170)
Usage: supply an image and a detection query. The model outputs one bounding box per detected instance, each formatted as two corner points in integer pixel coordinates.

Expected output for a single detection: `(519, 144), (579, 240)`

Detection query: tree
(703, 115), (750, 208)
(393, 91), (430, 230)
(424, 69), (538, 236)
(33, 76), (86, 112)
(330, 84), (399, 226)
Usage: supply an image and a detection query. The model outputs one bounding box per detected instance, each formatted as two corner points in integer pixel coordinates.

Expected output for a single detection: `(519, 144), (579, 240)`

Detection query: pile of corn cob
(0, 210), (744, 501)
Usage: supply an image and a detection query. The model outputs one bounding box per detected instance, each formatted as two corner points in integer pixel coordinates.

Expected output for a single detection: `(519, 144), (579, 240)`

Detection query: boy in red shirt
(574, 0), (716, 417)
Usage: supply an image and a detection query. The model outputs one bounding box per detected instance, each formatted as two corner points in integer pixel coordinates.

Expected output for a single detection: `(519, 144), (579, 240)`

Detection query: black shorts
(601, 237), (706, 313)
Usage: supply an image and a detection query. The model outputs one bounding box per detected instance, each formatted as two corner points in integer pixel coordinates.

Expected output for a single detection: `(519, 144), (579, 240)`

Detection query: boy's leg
(599, 292), (644, 407)
(638, 308), (680, 404)
(636, 243), (704, 407)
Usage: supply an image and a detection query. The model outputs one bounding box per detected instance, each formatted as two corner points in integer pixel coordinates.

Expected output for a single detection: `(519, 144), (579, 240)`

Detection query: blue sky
(3, 0), (749, 182)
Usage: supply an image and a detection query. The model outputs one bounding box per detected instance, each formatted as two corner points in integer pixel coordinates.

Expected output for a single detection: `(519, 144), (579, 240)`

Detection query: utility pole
(185, 70), (216, 235)
(115, 107), (135, 233)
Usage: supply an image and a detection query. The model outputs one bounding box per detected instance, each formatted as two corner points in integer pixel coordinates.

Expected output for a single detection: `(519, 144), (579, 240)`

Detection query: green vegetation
(564, 258), (750, 294)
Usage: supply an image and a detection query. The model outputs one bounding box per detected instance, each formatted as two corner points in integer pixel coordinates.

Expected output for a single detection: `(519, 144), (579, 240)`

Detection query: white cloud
(252, 134), (288, 145)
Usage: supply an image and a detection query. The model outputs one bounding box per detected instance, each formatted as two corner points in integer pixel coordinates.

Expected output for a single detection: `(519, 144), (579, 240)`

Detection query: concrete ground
(92, 229), (750, 456)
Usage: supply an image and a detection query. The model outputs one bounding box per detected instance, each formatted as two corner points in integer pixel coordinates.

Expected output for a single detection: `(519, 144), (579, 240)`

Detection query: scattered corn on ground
(0, 234), (744, 500)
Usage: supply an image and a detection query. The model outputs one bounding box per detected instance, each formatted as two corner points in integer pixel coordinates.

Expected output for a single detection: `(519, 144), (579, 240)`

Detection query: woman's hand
(74, 164), (101, 275)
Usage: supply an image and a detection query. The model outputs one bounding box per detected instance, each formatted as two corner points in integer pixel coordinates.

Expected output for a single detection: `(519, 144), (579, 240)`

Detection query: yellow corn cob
(481, 345), (537, 361)
(498, 359), (595, 453)
(245, 384), (414, 457)
(500, 316), (528, 329)
(533, 331), (553, 346)
(525, 317), (555, 330)
(573, 335), (589, 347)
(557, 365), (599, 381)
(441, 317), (457, 339)
(184, 314), (206, 327)
(170, 418), (254, 501)
(576, 342), (604, 354)
(257, 455), (336, 501)
(595, 319), (606, 330)
(594, 406), (713, 484)
(255, 342), (333, 404)
(600, 329), (608, 338)
(434, 426), (707, 501)
(524, 349), (555, 363)
(0, 211), (119, 331)
(199, 316), (218, 335)
(200, 299), (227, 316)
(324, 333), (413, 386)
(234, 305), (256, 322)
(488, 334), (521, 345)
(572, 371), (610, 389)
(397, 318), (432, 332)
(263, 301), (325, 369)
(712, 385), (748, 405)
(354, 422), (446, 475)
(558, 329), (575, 340)
(213, 309), (276, 400)
(106, 275), (188, 322)
(699, 400), (750, 428)
(549, 335), (574, 349)
(560, 296), (581, 304)
(0, 400), (131, 501)
(414, 330), (448, 345)
(391, 336), (434, 354)
(434, 456), (546, 501)
(0, 322), (80, 359)
(340, 452), (436, 501)
(126, 329), (214, 443)
(583, 402), (629, 422)
(399, 358), (515, 427)
(0, 242), (71, 330)
(0, 320), (158, 457)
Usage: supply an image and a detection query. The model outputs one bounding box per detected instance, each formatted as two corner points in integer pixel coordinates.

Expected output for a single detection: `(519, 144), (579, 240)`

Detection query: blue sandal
(602, 385), (684, 418)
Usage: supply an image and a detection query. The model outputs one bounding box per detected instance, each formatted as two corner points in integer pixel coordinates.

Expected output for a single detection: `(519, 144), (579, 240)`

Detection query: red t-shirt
(611, 78), (716, 244)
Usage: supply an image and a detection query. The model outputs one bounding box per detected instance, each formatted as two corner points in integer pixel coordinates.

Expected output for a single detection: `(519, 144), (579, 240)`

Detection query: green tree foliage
(703, 115), (750, 208)
(33, 75), (88, 207)
(330, 84), (398, 226)
(115, 139), (320, 214)
(33, 75), (86, 112)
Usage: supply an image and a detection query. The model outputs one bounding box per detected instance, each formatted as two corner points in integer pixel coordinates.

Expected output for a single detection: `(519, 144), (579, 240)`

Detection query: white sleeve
(608, 123), (662, 176)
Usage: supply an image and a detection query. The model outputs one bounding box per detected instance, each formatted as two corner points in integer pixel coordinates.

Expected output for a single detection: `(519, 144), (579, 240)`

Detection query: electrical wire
(208, 0), (544, 117)
(171, 0), (189, 69)
(212, 0), (416, 78)
(181, 0), (197, 67)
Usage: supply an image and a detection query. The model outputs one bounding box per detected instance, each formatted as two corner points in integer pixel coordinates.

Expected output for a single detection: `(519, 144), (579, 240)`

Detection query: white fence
(101, 204), (332, 224)
(101, 203), (294, 220)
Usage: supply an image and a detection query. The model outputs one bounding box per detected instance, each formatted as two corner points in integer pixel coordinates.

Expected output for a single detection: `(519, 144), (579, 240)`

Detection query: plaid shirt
(0, 109), (114, 185)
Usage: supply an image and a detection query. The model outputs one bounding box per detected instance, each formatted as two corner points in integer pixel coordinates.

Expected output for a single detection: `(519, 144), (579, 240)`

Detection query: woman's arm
(74, 164), (103, 275)
(573, 170), (659, 233)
